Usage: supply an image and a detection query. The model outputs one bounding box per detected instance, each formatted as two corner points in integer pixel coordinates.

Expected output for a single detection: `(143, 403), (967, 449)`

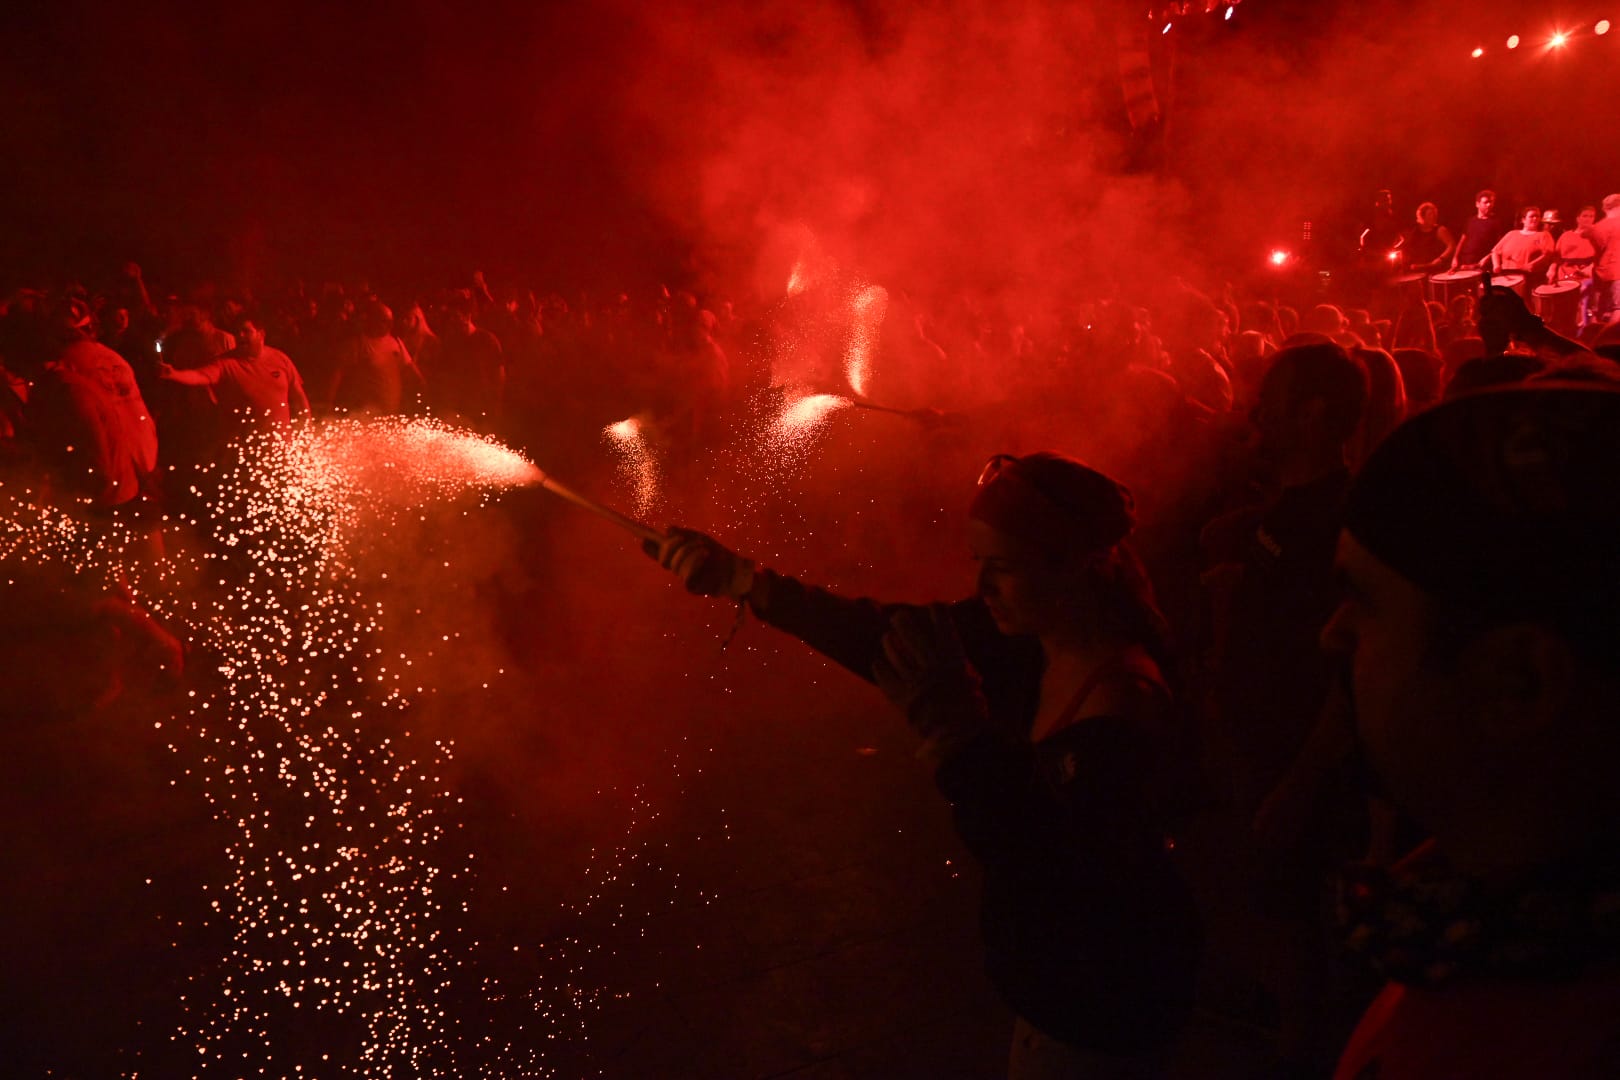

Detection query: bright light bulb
(1507, 34), (1520, 48)
(1471, 46), (1485, 58)
(1225, 5), (1235, 19)
(1550, 31), (1568, 47)
(1269, 249), (1290, 267)
(1163, 21), (1173, 34)
(1596, 20), (1610, 35)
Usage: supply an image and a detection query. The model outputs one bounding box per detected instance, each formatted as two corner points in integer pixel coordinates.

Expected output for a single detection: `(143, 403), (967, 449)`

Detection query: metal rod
(536, 473), (664, 544)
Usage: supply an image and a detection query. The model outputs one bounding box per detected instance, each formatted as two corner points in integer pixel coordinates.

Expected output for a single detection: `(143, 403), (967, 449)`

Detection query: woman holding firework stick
(647, 452), (1200, 1079)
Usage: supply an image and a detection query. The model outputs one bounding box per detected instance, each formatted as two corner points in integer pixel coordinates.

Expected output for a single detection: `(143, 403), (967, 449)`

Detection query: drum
(1429, 269), (1482, 307)
(1492, 272), (1527, 299)
(1533, 280), (1582, 336)
(1394, 273), (1427, 306)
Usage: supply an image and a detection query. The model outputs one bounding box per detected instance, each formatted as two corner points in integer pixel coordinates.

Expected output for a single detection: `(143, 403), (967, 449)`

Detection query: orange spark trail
(844, 284), (888, 399)
(603, 416), (662, 520)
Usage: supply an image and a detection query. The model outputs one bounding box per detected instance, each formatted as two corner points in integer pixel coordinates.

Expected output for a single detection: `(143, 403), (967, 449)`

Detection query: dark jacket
(757, 571), (1202, 1052)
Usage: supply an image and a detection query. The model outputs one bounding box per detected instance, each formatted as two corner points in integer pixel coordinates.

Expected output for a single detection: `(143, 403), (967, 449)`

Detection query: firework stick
(536, 473), (664, 544)
(849, 398), (907, 417)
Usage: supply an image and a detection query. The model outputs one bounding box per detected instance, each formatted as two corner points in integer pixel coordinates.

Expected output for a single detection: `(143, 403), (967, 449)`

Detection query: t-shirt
(1558, 229), (1597, 264)
(1455, 216), (1508, 266)
(1490, 229), (1554, 271)
(334, 334), (416, 413)
(30, 340), (159, 506)
(189, 347), (308, 431)
(1593, 216), (1620, 281)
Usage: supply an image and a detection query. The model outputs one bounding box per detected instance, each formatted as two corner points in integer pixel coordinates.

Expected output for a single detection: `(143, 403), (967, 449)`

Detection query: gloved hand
(643, 526), (756, 600)
(872, 604), (990, 764)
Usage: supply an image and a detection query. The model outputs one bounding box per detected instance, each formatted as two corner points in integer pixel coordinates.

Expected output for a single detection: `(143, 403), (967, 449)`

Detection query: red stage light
(1550, 31), (1568, 47)
(1507, 34), (1520, 49)
(1163, 21), (1173, 34)
(1269, 249), (1290, 267)
(1471, 46), (1485, 58)
(1597, 20), (1611, 35)
(1225, 5), (1235, 19)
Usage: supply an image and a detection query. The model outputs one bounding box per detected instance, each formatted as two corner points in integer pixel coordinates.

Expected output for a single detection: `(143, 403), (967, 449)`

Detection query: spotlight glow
(1550, 31), (1568, 47)
(1507, 34), (1520, 48)
(1596, 20), (1610, 35)
(1471, 46), (1485, 58)
(1269, 248), (1291, 267)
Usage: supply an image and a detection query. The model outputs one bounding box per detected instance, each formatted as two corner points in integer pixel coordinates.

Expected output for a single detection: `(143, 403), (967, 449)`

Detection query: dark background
(3, 0), (1616, 299)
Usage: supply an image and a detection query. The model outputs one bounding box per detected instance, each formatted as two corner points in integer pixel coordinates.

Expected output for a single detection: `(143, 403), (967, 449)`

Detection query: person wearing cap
(1323, 384), (1620, 1078)
(646, 452), (1201, 1078)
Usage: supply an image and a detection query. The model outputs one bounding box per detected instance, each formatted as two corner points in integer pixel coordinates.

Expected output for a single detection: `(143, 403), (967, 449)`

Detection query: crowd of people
(5, 225), (1620, 1079)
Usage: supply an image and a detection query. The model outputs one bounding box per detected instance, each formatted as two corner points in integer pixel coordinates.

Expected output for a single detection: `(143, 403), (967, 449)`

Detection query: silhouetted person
(647, 454), (1201, 1079)
(1200, 342), (1370, 1076)
(22, 297), (158, 510)
(328, 300), (421, 414)
(426, 299), (503, 422)
(1326, 384), (1620, 1078)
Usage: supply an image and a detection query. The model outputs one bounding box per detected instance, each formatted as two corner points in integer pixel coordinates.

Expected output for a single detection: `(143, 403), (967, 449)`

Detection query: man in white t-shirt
(157, 316), (310, 435)
(1489, 207), (1556, 280)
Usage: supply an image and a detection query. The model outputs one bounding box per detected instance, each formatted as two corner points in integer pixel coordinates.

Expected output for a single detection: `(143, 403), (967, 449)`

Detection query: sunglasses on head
(977, 454), (1020, 487)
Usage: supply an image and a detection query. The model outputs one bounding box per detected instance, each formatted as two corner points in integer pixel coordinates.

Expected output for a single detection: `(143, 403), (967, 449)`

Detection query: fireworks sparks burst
(5, 417), (545, 1076)
(603, 416), (663, 520)
(844, 285), (888, 399)
(785, 259), (809, 297)
(139, 418), (541, 1075)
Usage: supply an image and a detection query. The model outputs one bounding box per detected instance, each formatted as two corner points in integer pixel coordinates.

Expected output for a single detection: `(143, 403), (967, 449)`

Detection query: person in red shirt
(23, 297), (159, 509)
(1589, 193), (1620, 327)
(1323, 382), (1620, 1080)
(156, 315), (310, 435)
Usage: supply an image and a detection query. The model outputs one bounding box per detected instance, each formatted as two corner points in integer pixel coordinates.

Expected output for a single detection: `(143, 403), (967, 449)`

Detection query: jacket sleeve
(749, 569), (896, 685)
(751, 569), (1007, 688)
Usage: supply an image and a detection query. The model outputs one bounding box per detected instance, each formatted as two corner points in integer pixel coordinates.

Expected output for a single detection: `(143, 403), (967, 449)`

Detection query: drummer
(1449, 189), (1509, 271)
(1397, 201), (1456, 273)
(1489, 206), (1556, 283)
(1555, 206), (1599, 329)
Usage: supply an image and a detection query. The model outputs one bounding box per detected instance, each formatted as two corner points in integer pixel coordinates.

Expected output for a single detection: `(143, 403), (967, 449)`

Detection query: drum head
(1534, 281), (1580, 296)
(1494, 274), (1525, 289)
(1431, 271), (1481, 283)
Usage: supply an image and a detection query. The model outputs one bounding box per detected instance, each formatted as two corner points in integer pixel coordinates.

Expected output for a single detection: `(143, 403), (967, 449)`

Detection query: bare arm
(156, 360), (217, 388)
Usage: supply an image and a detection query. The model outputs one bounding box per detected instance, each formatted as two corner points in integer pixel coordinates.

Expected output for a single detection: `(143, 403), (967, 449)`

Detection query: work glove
(644, 526), (756, 600)
(872, 604), (990, 765)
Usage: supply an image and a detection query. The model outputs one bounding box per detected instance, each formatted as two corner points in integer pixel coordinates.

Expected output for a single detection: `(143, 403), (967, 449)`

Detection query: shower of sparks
(139, 417), (541, 1076)
(844, 284), (888, 399)
(0, 417), (545, 1076)
(785, 259), (809, 297)
(0, 483), (131, 583)
(603, 416), (662, 520)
